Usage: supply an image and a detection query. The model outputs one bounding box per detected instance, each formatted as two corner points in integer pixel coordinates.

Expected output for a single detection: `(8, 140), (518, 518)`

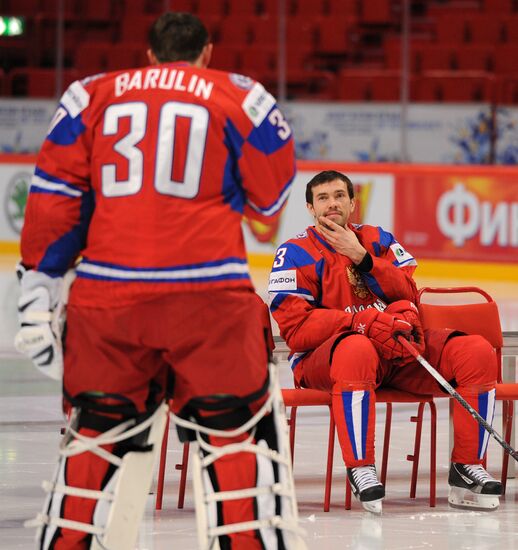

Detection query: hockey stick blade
(397, 335), (518, 463)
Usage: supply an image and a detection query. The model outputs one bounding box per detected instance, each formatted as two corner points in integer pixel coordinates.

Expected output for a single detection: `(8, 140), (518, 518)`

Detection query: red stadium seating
(494, 44), (518, 74)
(75, 42), (109, 76)
(227, 0), (259, 16)
(7, 67), (79, 97)
(251, 15), (279, 45)
(414, 71), (495, 102)
(465, 14), (505, 43)
(326, 0), (359, 17)
(360, 0), (392, 24)
(217, 16), (253, 46)
(315, 16), (355, 54)
(414, 44), (455, 72)
(435, 15), (468, 43)
(336, 70), (402, 101)
(291, 0), (326, 16)
(210, 45), (242, 73)
(454, 45), (495, 72)
(105, 43), (146, 72)
(196, 0), (227, 16)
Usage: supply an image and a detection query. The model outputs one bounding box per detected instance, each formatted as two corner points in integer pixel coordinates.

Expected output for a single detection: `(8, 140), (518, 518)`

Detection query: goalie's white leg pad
(27, 402), (168, 549)
(448, 487), (500, 511)
(173, 363), (307, 550)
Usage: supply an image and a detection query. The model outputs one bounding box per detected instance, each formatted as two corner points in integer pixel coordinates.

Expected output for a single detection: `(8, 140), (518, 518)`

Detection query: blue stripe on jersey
(342, 392), (359, 460)
(32, 167), (85, 197)
(76, 256), (250, 284)
(377, 227), (395, 250)
(38, 190), (95, 276)
(372, 241), (381, 257)
(247, 173), (294, 216)
(47, 109), (86, 146)
(222, 119), (246, 212)
(247, 111), (291, 155)
(309, 228), (334, 252)
(288, 352), (307, 371)
(478, 392), (489, 459)
(362, 272), (390, 303)
(269, 292), (288, 313)
(271, 242), (316, 271)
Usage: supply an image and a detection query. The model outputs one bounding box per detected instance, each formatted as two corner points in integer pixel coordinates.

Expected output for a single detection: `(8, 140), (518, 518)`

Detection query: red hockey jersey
(21, 63), (295, 307)
(268, 225), (419, 364)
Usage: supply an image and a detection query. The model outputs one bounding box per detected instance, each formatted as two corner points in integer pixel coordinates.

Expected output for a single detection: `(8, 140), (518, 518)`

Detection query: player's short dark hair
(305, 170), (354, 204)
(149, 12), (209, 63)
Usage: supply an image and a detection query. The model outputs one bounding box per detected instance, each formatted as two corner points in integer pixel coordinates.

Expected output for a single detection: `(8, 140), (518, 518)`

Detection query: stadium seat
(251, 15), (279, 45)
(119, 14), (156, 43)
(360, 0), (392, 24)
(414, 44), (455, 72)
(315, 16), (354, 54)
(5, 0), (40, 15)
(75, 41), (109, 76)
(418, 286), (513, 493)
(105, 42), (145, 72)
(465, 14), (505, 43)
(503, 15), (518, 42)
(414, 71), (495, 102)
(326, 0), (359, 17)
(210, 45), (242, 73)
(435, 15), (468, 43)
(336, 70), (401, 101)
(483, 0), (513, 11)
(217, 16), (253, 46)
(454, 45), (495, 71)
(494, 45), (518, 74)
(227, 0), (259, 16)
(196, 0), (227, 16)
(7, 67), (78, 97)
(290, 0), (326, 16)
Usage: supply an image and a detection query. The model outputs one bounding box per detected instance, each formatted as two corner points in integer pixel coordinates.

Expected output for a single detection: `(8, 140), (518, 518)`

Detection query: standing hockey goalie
(15, 12), (306, 550)
(268, 170), (502, 514)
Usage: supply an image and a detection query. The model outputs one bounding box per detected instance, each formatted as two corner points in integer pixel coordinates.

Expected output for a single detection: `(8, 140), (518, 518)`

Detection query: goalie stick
(397, 335), (518, 462)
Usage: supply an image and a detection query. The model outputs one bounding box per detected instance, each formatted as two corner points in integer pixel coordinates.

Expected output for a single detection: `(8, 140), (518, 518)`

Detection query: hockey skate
(347, 465), (385, 514)
(448, 463), (503, 511)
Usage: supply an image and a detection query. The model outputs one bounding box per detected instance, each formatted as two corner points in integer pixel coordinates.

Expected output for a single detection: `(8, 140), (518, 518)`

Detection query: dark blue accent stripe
(34, 167), (84, 193)
(372, 241), (381, 257)
(269, 292), (289, 313)
(38, 189), (95, 277)
(29, 187), (79, 198)
(362, 272), (390, 303)
(77, 272), (250, 283)
(377, 227), (395, 250)
(47, 109), (86, 146)
(222, 119), (245, 213)
(309, 227), (334, 252)
(361, 391), (370, 459)
(252, 174), (294, 214)
(288, 353), (307, 371)
(478, 392), (489, 459)
(342, 391), (358, 461)
(392, 257), (417, 267)
(80, 256), (247, 272)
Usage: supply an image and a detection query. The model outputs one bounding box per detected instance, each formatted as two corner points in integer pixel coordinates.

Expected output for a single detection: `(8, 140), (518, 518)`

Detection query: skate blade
(361, 498), (383, 514)
(448, 487), (500, 511)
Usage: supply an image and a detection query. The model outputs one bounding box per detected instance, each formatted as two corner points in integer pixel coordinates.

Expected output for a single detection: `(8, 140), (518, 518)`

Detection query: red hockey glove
(385, 300), (426, 361)
(351, 308), (413, 363)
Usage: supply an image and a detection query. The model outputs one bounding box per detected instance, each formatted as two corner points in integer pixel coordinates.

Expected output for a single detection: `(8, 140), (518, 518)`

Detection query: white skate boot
(347, 464), (385, 514)
(448, 463), (503, 511)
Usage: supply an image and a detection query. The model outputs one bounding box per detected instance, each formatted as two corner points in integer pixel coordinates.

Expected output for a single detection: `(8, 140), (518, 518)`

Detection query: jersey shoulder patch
(61, 80), (90, 118)
(242, 82), (276, 127)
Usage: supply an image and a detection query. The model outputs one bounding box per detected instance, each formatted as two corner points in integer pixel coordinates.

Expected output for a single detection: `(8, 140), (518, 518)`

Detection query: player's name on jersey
(115, 68), (214, 100)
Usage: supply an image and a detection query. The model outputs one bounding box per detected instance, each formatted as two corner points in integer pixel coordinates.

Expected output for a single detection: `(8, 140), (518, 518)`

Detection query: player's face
(307, 179), (354, 228)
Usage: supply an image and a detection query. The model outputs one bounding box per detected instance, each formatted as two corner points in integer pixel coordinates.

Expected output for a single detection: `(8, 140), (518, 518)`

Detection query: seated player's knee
(330, 333), (379, 383)
(446, 334), (498, 385)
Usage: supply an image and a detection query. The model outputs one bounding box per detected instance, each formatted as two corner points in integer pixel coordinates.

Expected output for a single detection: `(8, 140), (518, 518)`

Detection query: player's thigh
(64, 305), (167, 412)
(161, 290), (269, 413)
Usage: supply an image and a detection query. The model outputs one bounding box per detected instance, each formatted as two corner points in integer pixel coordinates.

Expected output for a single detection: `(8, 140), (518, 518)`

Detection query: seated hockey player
(268, 169), (502, 514)
(14, 11), (305, 549)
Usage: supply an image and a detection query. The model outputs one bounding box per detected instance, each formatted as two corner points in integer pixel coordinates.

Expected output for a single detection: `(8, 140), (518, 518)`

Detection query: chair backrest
(418, 286), (503, 379)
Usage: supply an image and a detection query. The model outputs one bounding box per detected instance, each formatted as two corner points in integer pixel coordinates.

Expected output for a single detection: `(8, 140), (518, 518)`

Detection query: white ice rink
(1, 258), (518, 549)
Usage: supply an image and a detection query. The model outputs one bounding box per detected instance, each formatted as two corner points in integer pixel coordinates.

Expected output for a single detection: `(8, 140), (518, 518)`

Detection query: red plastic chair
(418, 286), (513, 492)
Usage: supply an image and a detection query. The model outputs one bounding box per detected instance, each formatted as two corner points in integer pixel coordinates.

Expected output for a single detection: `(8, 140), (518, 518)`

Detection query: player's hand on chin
(318, 216), (366, 263)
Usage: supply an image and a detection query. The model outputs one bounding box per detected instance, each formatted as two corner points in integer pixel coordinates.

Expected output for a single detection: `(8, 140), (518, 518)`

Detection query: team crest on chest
(346, 266), (369, 299)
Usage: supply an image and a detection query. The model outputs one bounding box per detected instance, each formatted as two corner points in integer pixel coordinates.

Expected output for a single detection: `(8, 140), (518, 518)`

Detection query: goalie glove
(14, 266), (76, 381)
(385, 300), (426, 361)
(351, 308), (414, 365)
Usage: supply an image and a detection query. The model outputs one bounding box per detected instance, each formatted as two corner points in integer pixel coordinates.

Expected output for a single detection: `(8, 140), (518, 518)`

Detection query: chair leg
(288, 406), (298, 464)
(408, 402), (425, 499)
(345, 476), (352, 510)
(324, 406), (335, 512)
(155, 410), (170, 511)
(176, 441), (190, 509)
(429, 401), (437, 507)
(501, 399), (514, 494)
(381, 403), (393, 486)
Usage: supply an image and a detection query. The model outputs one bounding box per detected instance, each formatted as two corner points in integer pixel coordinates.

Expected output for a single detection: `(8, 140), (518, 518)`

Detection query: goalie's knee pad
(172, 363), (307, 550)
(27, 401), (168, 550)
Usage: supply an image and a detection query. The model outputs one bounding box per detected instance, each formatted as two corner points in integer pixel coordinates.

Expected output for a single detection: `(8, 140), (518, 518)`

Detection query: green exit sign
(0, 16), (25, 37)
